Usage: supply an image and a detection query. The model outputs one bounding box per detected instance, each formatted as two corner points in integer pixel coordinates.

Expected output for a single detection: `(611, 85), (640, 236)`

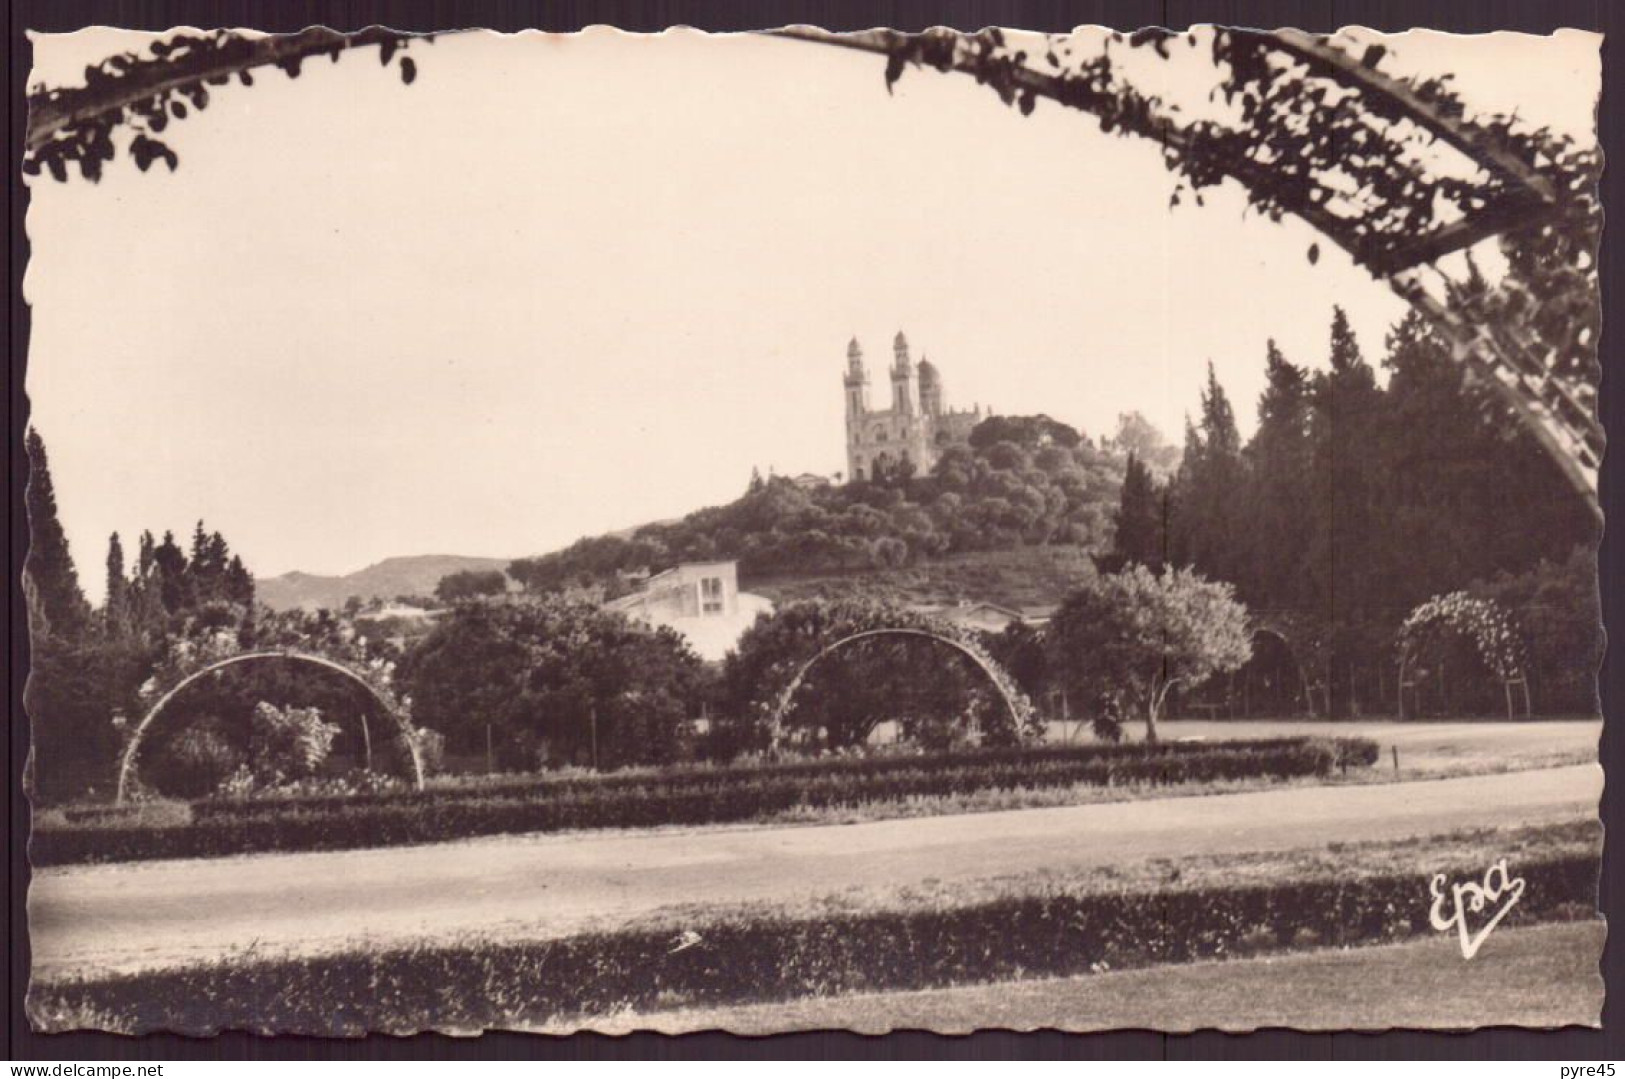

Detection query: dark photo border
(6, 0), (1618, 1061)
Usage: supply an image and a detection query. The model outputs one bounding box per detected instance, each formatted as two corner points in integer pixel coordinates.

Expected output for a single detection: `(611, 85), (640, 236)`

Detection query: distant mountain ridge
(256, 554), (511, 611)
(258, 544), (1087, 616)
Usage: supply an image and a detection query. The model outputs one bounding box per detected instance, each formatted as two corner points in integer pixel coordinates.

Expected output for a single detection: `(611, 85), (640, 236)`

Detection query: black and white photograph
(17, 19), (1606, 1037)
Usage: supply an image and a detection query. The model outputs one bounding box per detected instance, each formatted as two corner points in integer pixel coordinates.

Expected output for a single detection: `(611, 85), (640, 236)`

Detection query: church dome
(847, 336), (862, 358)
(917, 358), (939, 386)
(893, 330), (909, 349)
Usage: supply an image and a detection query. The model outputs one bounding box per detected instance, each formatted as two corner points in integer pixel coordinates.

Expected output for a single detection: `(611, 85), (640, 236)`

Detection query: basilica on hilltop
(843, 331), (986, 482)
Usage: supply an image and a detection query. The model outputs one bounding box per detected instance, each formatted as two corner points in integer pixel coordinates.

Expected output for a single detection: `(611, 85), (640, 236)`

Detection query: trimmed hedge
(33, 738), (1374, 866)
(28, 852), (1598, 1034)
(192, 737), (1379, 819)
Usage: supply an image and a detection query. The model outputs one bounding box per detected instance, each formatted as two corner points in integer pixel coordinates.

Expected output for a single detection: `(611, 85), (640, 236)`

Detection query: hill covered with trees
(749, 546), (1098, 612)
(508, 413), (1143, 598)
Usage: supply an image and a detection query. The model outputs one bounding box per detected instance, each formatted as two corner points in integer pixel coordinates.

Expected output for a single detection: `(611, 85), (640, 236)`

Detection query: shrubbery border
(28, 852), (1598, 1035)
(33, 737), (1376, 866)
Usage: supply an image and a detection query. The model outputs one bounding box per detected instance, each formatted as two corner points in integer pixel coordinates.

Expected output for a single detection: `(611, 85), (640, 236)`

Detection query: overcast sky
(25, 26), (1599, 592)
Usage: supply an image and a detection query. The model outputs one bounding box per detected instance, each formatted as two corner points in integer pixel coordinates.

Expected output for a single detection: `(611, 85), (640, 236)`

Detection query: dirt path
(29, 763), (1600, 978)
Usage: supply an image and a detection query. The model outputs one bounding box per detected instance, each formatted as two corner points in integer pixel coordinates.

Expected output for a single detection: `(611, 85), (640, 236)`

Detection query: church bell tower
(844, 336), (870, 418)
(890, 330), (916, 417)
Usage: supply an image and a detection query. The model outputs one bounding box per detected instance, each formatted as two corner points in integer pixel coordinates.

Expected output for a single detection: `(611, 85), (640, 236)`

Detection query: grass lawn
(1143, 718), (1600, 777)
(588, 920), (1604, 1034)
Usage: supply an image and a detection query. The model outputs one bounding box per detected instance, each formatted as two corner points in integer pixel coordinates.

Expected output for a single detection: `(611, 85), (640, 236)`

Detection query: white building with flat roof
(604, 560), (773, 662)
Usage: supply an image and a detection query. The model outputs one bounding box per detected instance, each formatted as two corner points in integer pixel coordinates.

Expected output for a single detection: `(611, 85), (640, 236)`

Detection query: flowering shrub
(216, 768), (405, 801)
(214, 764), (262, 800)
(154, 717), (244, 798)
(235, 702), (340, 790)
(412, 727), (446, 775)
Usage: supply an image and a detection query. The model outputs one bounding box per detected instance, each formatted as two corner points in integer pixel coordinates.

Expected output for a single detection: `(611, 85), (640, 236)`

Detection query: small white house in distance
(910, 600), (1027, 635)
(604, 560), (774, 662)
(352, 602), (444, 649)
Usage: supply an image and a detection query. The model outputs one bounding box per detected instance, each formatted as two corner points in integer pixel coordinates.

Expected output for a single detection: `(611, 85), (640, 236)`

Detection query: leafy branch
(25, 26), (436, 181)
(769, 25), (1600, 517)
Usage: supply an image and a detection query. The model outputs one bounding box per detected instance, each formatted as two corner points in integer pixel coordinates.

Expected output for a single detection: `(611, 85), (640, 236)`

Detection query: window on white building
(701, 576), (724, 614)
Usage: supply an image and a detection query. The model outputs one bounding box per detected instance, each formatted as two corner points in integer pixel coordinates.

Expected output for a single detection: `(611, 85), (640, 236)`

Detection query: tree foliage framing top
(25, 26), (431, 182)
(771, 25), (1601, 517)
(27, 24), (1601, 514)
(776, 26), (1571, 276)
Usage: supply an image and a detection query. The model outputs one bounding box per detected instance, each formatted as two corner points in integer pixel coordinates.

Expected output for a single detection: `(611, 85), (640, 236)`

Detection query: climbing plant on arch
(1249, 612), (1336, 719)
(1236, 624), (1316, 718)
(117, 645), (425, 802)
(1395, 592), (1529, 720)
(728, 599), (1037, 752)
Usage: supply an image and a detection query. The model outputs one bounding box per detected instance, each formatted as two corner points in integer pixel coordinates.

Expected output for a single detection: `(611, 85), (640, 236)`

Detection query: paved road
(30, 764), (1600, 977)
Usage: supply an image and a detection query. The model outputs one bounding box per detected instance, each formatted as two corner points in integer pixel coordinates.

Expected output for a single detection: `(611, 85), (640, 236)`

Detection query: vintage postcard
(21, 24), (1603, 1034)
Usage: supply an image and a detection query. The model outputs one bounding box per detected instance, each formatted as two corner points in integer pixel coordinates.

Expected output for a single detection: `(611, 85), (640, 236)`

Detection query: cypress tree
(1111, 452), (1164, 569)
(104, 532), (127, 628)
(23, 428), (90, 641)
(1307, 307), (1385, 713)
(22, 429), (108, 799)
(1245, 340), (1314, 606)
(1199, 361), (1243, 460)
(189, 518), (209, 564)
(1373, 312), (1595, 612)
(1172, 366), (1247, 584)
(1166, 416), (1203, 567)
(152, 530), (189, 613)
(186, 528), (231, 603)
(136, 529), (156, 578)
(1328, 305), (1368, 376)
(126, 530), (164, 632)
(187, 519), (214, 601)
(224, 554), (256, 608)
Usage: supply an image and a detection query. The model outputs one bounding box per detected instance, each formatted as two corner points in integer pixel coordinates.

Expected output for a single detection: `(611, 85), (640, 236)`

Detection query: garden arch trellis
(769, 627), (1028, 747)
(1395, 594), (1530, 720)
(115, 649), (425, 803)
(1243, 625), (1317, 718)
